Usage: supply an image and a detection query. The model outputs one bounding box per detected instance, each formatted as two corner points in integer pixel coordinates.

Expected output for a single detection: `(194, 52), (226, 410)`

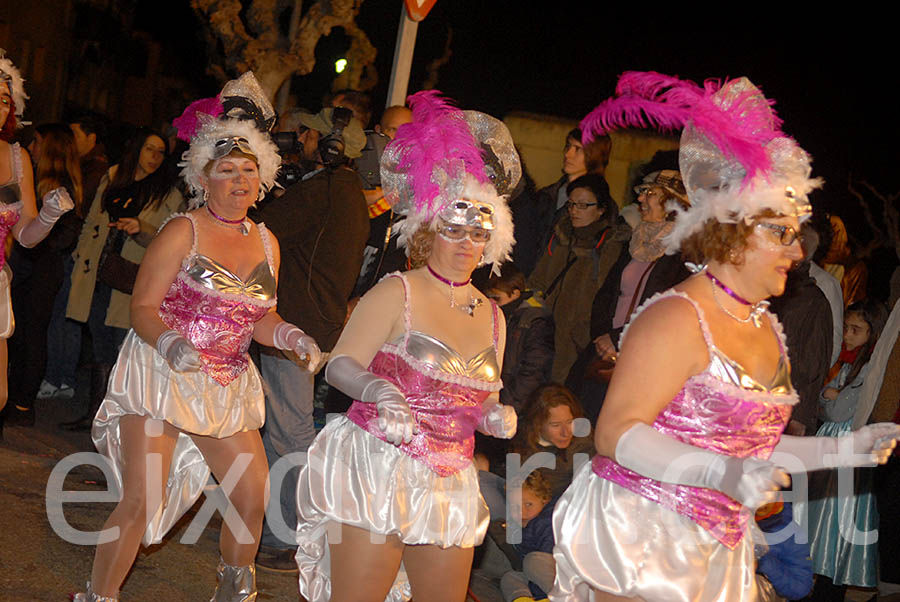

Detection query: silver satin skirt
(550, 463), (757, 602)
(91, 330), (265, 546)
(295, 415), (489, 602)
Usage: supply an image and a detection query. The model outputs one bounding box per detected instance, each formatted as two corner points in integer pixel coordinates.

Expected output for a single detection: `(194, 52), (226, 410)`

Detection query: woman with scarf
(527, 174), (631, 383)
(567, 169), (691, 422)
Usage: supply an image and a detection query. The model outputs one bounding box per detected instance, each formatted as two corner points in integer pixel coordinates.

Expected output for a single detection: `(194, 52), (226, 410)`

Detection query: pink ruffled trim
(379, 341), (502, 392)
(10, 143), (23, 185)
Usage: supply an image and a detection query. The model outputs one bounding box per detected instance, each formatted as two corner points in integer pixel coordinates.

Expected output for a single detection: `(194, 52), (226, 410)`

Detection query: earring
(203, 188), (209, 203)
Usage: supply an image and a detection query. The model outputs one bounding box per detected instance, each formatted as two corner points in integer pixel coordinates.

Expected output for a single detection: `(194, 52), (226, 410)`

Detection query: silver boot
(72, 582), (119, 601)
(210, 559), (257, 602)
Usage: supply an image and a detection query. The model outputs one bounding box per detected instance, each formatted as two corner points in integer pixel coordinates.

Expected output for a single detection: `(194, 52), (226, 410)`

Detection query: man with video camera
(252, 106), (369, 572)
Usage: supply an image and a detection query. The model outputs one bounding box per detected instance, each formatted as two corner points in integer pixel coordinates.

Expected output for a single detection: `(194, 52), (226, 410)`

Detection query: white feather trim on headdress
(665, 123), (822, 253)
(394, 175), (514, 276)
(0, 49), (28, 127)
(179, 115), (281, 205)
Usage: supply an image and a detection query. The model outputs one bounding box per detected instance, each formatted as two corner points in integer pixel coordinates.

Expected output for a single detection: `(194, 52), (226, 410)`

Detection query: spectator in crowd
(252, 106), (369, 572)
(805, 217), (844, 366)
(353, 104), (414, 297)
(70, 114), (109, 214)
(768, 223), (834, 436)
(567, 168), (691, 423)
(528, 173), (630, 382)
(485, 265), (554, 413)
(375, 105), (412, 140)
(3, 124), (83, 427)
(37, 114), (112, 403)
(852, 298), (900, 598)
(753, 500), (814, 601)
(805, 300), (888, 600)
(512, 128), (612, 276)
(822, 214), (868, 307)
(61, 128), (183, 431)
(0, 50), (74, 417)
(499, 471), (558, 602)
(330, 88), (373, 128)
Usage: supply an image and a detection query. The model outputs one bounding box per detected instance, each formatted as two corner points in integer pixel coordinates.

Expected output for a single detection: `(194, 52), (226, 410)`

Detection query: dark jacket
(255, 167), (368, 352)
(528, 212), (631, 382)
(511, 175), (567, 277)
(769, 261), (833, 434)
(499, 292), (554, 411)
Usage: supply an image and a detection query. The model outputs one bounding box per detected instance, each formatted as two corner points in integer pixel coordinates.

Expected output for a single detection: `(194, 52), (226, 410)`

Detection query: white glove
(156, 329), (202, 372)
(325, 354), (416, 445)
(17, 187), (75, 248)
(477, 403), (517, 439)
(615, 423), (791, 509)
(272, 322), (322, 373)
(775, 423), (900, 470)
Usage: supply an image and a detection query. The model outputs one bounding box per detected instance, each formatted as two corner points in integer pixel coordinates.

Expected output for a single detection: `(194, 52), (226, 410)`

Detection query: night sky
(139, 2), (897, 234)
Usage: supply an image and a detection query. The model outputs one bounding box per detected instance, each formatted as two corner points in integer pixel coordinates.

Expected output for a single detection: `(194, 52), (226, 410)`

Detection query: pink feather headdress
(381, 90), (516, 273)
(581, 71), (820, 252)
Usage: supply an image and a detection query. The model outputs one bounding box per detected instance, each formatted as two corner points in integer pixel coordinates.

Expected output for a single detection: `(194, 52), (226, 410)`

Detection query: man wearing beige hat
(253, 106), (369, 572)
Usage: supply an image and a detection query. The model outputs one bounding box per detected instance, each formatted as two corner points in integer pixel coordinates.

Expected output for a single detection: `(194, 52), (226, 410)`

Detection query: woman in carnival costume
(74, 72), (321, 602)
(0, 50), (74, 414)
(294, 91), (520, 602)
(548, 72), (900, 602)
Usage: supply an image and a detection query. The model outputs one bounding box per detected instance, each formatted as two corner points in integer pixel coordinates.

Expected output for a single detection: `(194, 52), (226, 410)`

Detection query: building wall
(504, 110), (679, 206)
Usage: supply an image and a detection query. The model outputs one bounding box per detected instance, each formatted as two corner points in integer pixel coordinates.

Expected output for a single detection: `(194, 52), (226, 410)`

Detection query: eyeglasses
(566, 201), (598, 210)
(437, 222), (492, 243)
(755, 222), (802, 246)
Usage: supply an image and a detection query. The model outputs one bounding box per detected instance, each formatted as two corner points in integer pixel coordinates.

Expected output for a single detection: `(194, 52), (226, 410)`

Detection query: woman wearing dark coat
(528, 174), (630, 383)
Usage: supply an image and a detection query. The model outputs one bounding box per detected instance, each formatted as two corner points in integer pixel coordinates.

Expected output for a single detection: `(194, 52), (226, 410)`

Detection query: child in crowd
(806, 300), (888, 600)
(754, 499), (814, 601)
(485, 264), (554, 412)
(499, 471), (557, 602)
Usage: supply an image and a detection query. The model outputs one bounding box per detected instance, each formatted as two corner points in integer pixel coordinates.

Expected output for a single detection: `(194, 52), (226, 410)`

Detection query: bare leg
(190, 428), (268, 566)
(403, 543), (474, 602)
(328, 523), (405, 602)
(90, 415), (179, 597)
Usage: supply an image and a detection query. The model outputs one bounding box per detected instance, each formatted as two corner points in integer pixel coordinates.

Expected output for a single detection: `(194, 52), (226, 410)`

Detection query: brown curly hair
(680, 210), (780, 265)
(512, 384), (585, 455)
(407, 226), (435, 269)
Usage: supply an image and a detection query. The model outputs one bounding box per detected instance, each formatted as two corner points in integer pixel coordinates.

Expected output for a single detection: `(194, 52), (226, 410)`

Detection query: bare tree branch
(193, 0), (376, 100)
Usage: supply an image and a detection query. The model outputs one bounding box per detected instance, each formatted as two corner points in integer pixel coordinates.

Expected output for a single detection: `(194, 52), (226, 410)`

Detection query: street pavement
(0, 396), (301, 601)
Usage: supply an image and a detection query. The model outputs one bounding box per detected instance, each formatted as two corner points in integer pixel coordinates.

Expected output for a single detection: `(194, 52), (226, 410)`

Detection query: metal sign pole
(385, 2), (419, 108)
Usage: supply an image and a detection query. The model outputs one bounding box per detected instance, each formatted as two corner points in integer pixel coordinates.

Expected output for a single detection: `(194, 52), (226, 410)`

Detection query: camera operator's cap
(297, 108), (366, 158)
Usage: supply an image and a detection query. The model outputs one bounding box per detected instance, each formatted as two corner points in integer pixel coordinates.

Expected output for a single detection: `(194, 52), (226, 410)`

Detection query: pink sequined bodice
(347, 274), (502, 476)
(157, 214), (277, 386)
(0, 207), (20, 270)
(0, 142), (24, 270)
(592, 291), (796, 549)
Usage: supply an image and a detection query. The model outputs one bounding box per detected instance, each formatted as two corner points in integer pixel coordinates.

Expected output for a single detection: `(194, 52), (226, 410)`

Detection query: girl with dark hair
(3, 124), (83, 428)
(62, 127), (184, 431)
(805, 299), (889, 599)
(0, 52), (75, 418)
